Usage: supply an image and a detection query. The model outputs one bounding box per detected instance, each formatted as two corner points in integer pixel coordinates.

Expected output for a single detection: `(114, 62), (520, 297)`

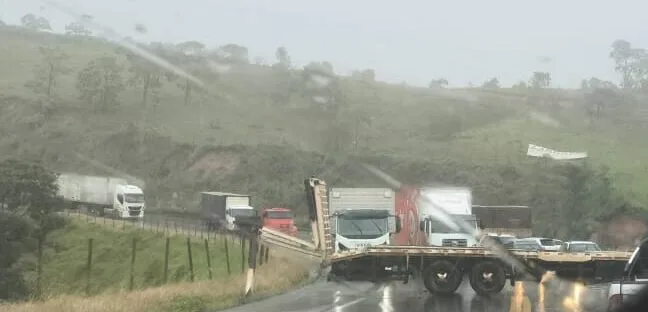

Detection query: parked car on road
(513, 237), (561, 251)
(559, 241), (601, 252)
(479, 233), (516, 248)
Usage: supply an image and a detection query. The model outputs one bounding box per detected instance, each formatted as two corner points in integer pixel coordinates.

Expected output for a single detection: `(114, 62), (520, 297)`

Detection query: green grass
(26, 220), (246, 298)
(4, 218), (312, 312)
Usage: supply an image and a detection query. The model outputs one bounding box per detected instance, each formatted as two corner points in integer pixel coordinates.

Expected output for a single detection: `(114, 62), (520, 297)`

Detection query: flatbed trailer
(259, 177), (634, 297)
(327, 245), (632, 295)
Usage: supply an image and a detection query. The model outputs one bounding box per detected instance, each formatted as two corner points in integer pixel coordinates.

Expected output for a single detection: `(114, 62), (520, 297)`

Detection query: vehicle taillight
(608, 294), (623, 312)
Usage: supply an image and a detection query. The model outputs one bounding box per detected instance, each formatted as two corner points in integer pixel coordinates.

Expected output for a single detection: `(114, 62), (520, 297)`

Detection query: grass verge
(2, 219), (312, 311)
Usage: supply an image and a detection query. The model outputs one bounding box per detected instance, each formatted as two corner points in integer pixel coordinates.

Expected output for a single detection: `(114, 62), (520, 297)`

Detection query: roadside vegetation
(0, 159), (310, 310)
(1, 15), (648, 307)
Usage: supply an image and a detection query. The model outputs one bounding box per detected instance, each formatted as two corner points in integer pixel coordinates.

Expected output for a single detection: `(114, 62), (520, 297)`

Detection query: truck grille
(442, 239), (468, 247)
(128, 211), (140, 216)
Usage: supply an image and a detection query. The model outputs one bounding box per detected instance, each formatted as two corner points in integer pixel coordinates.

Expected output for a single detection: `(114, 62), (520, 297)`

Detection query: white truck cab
(329, 188), (400, 252)
(418, 187), (479, 247)
(112, 184), (146, 219)
(607, 238), (648, 311)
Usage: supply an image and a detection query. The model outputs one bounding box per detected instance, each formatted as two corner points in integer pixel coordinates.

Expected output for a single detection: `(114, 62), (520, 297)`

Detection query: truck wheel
(422, 260), (463, 294)
(469, 260), (506, 296)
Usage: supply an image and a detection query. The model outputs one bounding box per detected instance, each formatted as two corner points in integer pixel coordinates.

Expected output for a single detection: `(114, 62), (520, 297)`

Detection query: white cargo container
(200, 192), (255, 231)
(56, 173), (145, 219)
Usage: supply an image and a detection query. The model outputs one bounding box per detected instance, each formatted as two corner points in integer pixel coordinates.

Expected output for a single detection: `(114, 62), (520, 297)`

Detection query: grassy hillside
(1, 25), (647, 240)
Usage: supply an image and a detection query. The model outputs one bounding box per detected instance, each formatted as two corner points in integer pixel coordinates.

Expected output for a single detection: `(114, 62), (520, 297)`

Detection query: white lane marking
(378, 284), (394, 312)
(330, 297), (367, 312)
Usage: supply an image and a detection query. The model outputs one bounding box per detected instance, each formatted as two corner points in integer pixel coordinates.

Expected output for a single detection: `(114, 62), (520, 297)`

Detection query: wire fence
(62, 209), (220, 239)
(35, 210), (273, 298)
(61, 209), (314, 241)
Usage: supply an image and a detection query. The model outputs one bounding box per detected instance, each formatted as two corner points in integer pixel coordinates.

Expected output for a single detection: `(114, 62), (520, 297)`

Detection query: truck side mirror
(395, 216), (402, 233)
(419, 221), (425, 231)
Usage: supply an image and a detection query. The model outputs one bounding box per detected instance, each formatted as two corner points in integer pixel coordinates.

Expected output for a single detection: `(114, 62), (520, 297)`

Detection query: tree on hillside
(0, 159), (64, 222)
(121, 43), (174, 107)
(511, 80), (528, 91)
(0, 159), (65, 300)
(172, 41), (209, 105)
(134, 23), (148, 34)
(610, 39), (643, 89)
(218, 44), (249, 64)
(76, 56), (125, 109)
(25, 45), (71, 103)
(302, 61), (340, 109)
(428, 78), (448, 89)
(351, 69), (376, 83)
(20, 14), (51, 31)
(274, 46), (292, 69)
(580, 77), (616, 90)
(0, 19), (6, 27)
(529, 71), (551, 89)
(481, 77), (500, 89)
(606, 40), (648, 91)
(267, 47), (295, 106)
(64, 14), (93, 36)
(584, 87), (622, 118)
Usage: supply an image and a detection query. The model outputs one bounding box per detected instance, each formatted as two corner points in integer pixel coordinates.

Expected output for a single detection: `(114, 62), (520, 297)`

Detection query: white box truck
(200, 192), (256, 231)
(329, 187), (401, 252)
(56, 173), (146, 219)
(418, 187), (479, 247)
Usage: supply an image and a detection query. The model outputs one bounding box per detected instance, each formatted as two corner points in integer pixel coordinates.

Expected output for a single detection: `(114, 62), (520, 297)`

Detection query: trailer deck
(330, 245), (633, 262)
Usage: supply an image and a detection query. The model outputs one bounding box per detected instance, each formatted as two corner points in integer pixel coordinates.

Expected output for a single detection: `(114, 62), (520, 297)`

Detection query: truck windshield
(428, 214), (479, 233)
(337, 216), (388, 239)
(266, 211), (293, 219)
(125, 194), (145, 203)
(231, 209), (256, 217)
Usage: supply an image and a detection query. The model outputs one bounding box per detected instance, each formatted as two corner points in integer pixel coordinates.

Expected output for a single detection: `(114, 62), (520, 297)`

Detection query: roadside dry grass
(2, 253), (312, 312)
(1, 216), (314, 312)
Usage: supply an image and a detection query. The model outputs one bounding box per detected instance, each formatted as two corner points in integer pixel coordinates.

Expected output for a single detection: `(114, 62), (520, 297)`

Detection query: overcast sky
(3, 0), (647, 88)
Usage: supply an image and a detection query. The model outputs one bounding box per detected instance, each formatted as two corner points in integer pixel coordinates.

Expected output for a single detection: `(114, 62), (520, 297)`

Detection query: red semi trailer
(394, 186), (426, 246)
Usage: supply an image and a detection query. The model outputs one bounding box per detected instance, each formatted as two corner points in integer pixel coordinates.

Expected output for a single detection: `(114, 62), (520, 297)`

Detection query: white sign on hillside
(526, 144), (588, 160)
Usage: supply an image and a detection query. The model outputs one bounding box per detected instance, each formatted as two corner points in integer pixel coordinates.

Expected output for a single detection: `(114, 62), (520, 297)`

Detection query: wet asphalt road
(223, 277), (610, 312)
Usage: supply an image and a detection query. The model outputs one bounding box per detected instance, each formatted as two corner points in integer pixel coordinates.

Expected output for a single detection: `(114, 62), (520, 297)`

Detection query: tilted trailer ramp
(259, 227), (322, 258)
(327, 245), (633, 295)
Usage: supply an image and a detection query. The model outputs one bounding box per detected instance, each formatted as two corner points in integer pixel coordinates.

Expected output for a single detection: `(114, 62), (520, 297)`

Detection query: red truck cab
(261, 207), (298, 236)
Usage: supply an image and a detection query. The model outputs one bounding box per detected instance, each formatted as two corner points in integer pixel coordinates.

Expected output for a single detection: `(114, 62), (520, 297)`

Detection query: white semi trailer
(56, 173), (146, 219)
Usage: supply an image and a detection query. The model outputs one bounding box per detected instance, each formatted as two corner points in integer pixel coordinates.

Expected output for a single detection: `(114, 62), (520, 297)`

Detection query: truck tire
(469, 260), (506, 296)
(422, 260), (463, 294)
